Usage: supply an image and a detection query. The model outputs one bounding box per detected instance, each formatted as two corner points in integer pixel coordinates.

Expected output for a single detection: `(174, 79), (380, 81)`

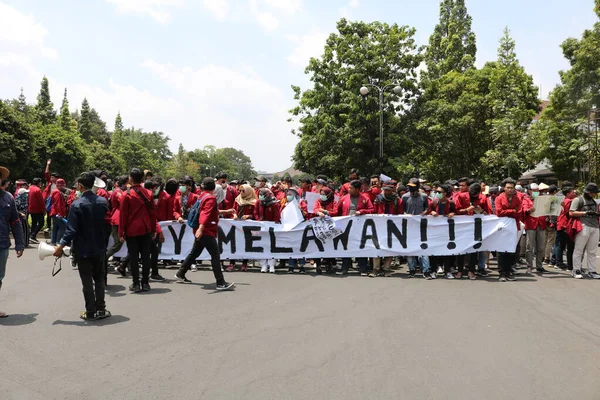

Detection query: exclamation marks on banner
(473, 217), (482, 249)
(420, 218), (428, 249)
(447, 218), (456, 250)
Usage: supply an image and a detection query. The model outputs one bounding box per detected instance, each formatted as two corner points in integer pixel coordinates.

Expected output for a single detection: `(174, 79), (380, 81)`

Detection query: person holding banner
(495, 178), (521, 282)
(370, 181), (403, 277)
(54, 172), (110, 321)
(255, 188), (281, 273)
(402, 178), (431, 278)
(428, 184), (456, 279)
(336, 180), (374, 275)
(553, 185), (576, 270)
(229, 184), (257, 272)
(313, 186), (339, 274)
(282, 187), (308, 273)
(175, 178), (234, 291)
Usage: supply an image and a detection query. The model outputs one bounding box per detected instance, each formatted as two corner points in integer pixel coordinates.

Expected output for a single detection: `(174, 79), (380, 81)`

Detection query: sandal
(455, 272), (463, 279)
(0, 311), (8, 318)
(468, 272), (476, 280)
(80, 311), (99, 321)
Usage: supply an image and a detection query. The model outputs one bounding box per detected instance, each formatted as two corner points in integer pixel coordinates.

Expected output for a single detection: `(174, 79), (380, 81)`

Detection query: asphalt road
(1, 246), (599, 400)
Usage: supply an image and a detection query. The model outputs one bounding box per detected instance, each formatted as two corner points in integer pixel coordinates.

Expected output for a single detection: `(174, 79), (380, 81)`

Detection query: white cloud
(202, 0), (230, 20)
(286, 30), (328, 67)
(105, 0), (185, 24)
(349, 0), (359, 8)
(141, 59), (297, 171)
(262, 0), (302, 15)
(249, 0), (279, 31)
(339, 0), (359, 18)
(0, 2), (58, 60)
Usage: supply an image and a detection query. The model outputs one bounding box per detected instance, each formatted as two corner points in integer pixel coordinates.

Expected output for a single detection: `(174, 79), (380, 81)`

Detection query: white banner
(114, 215), (518, 260)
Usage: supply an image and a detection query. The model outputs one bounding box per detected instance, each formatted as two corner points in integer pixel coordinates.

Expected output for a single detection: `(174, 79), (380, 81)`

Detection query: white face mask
(92, 186), (99, 194)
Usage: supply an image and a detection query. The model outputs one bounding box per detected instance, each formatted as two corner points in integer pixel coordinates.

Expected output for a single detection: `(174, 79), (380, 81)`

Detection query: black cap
(407, 178), (419, 187)
(584, 183), (599, 194)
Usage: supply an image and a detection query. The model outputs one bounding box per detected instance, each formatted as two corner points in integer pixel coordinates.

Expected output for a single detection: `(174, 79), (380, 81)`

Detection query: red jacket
(49, 189), (66, 217)
(455, 192), (492, 215)
(234, 202), (256, 219)
(43, 171), (54, 200)
(155, 191), (172, 222)
(67, 191), (77, 208)
(337, 193), (375, 216)
(557, 198), (573, 231)
(428, 198), (455, 215)
(110, 188), (123, 226)
(339, 182), (351, 198)
(374, 196), (404, 215)
(495, 192), (522, 230)
(254, 202), (281, 223)
(27, 184), (46, 214)
(96, 188), (111, 224)
(364, 188), (382, 203)
(119, 184), (156, 238)
(173, 192), (199, 220)
(521, 195), (547, 230)
(313, 199), (338, 217)
(195, 192), (219, 238)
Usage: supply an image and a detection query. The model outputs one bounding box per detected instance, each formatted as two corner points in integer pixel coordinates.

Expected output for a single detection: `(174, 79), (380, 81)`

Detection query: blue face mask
(76, 191), (82, 197)
(435, 192), (444, 200)
(259, 195), (266, 201)
(179, 186), (187, 194)
(320, 195), (328, 201)
(532, 192), (539, 198)
(286, 195), (294, 202)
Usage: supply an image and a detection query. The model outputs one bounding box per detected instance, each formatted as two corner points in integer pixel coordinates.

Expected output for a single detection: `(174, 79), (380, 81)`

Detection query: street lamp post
(359, 83), (403, 168)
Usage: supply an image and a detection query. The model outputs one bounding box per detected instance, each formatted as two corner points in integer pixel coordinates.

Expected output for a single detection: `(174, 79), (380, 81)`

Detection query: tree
(480, 28), (540, 181)
(114, 111), (123, 132)
(215, 147), (256, 180)
(17, 88), (27, 113)
(537, 2), (600, 182)
(424, 0), (477, 81)
(0, 101), (35, 179)
(86, 141), (126, 177)
(35, 76), (56, 124)
(166, 143), (199, 178)
(78, 98), (92, 142)
(58, 88), (75, 132)
(290, 19), (422, 180)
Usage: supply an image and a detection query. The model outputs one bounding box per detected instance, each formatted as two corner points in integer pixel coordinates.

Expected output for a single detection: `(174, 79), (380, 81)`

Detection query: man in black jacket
(54, 172), (111, 321)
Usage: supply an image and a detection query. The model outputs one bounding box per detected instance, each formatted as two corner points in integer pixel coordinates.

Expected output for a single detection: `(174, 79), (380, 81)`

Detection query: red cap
(56, 179), (66, 186)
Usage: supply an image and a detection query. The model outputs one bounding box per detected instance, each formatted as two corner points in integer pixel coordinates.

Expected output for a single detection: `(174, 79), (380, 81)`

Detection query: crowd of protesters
(1, 162), (599, 320)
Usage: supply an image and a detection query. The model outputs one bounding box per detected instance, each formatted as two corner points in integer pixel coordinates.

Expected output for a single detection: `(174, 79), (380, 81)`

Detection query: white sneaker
(191, 264), (198, 271)
(573, 270), (583, 279)
(436, 266), (443, 274)
(269, 268), (275, 274)
(260, 266), (267, 273)
(526, 267), (532, 274)
(446, 272), (454, 279)
(586, 271), (600, 279)
(431, 272), (437, 279)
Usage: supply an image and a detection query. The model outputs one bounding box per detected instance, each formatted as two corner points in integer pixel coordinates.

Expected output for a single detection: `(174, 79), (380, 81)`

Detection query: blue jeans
(0, 247), (8, 282)
(51, 216), (66, 245)
(478, 251), (486, 272)
(288, 258), (305, 269)
(407, 256), (430, 273)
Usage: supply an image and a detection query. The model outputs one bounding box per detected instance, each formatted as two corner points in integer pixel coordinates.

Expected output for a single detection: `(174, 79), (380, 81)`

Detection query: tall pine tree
(424, 0), (477, 81)
(59, 88), (74, 131)
(35, 76), (56, 124)
(78, 98), (92, 142)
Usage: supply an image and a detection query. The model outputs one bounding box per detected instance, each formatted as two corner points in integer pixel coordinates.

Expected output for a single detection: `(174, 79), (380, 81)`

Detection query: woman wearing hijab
(313, 187), (338, 274)
(254, 188), (281, 273)
(226, 184), (257, 272)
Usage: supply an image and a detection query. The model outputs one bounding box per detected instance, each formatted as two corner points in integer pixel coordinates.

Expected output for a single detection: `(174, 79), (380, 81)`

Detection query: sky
(0, 0), (597, 173)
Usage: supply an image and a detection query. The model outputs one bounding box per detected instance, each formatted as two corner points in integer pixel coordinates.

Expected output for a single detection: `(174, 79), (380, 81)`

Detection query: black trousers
(150, 235), (162, 275)
(19, 217), (30, 248)
(102, 223), (112, 281)
(178, 235), (225, 285)
(431, 256), (453, 273)
(126, 234), (152, 285)
(30, 213), (44, 239)
(457, 253), (477, 274)
(498, 252), (516, 276)
(77, 256), (106, 314)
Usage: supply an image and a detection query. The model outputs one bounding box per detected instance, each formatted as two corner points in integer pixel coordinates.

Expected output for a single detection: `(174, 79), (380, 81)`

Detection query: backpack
(45, 196), (52, 213)
(187, 194), (206, 229)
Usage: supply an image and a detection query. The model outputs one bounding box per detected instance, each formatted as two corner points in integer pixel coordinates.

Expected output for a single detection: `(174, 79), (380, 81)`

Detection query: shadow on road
(187, 282), (240, 293)
(0, 313), (38, 326)
(139, 288), (172, 295)
(52, 315), (130, 327)
(105, 284), (127, 297)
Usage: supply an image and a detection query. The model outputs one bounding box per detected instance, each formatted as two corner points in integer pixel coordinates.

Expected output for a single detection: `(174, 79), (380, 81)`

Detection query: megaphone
(38, 242), (71, 260)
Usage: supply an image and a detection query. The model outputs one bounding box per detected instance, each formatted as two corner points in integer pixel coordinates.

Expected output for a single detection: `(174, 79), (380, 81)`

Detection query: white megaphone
(38, 242), (71, 260)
